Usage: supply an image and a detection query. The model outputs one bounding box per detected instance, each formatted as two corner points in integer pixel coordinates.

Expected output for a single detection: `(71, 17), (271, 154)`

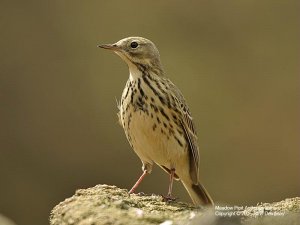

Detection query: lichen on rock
(50, 184), (200, 225)
(49, 184), (300, 225)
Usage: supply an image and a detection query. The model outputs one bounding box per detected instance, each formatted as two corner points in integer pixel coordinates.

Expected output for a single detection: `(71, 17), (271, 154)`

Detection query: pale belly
(125, 108), (188, 172)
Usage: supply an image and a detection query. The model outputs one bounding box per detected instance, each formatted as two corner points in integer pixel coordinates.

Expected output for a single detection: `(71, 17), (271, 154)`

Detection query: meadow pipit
(98, 37), (213, 205)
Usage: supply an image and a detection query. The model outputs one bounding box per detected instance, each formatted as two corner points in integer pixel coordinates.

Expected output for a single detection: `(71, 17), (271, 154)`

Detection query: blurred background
(0, 0), (299, 225)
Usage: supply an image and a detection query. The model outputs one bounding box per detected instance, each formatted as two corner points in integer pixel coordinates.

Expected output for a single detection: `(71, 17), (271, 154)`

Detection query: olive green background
(1, 1), (299, 225)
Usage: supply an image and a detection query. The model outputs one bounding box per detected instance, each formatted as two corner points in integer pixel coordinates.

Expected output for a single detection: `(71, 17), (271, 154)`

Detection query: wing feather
(165, 79), (200, 183)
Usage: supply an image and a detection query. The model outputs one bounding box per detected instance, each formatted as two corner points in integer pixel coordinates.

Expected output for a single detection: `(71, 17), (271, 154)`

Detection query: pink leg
(129, 170), (148, 194)
(167, 168), (175, 197)
(162, 168), (177, 202)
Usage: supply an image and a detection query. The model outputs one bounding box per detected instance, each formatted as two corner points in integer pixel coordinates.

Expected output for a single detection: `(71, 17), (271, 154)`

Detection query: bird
(98, 37), (213, 205)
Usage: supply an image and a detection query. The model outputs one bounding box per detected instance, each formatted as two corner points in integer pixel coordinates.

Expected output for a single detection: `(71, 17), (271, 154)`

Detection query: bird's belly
(126, 109), (187, 169)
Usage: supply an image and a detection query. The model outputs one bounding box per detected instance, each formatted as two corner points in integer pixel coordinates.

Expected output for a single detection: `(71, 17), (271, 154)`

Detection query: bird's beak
(97, 43), (121, 51)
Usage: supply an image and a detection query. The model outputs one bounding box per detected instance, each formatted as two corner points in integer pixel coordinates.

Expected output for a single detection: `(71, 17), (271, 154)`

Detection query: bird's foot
(162, 195), (177, 203)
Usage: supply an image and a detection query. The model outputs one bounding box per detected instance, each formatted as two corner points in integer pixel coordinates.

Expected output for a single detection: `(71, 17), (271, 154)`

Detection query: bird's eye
(130, 41), (138, 49)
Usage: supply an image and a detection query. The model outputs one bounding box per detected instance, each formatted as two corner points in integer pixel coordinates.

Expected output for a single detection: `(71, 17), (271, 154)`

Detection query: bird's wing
(166, 79), (200, 184)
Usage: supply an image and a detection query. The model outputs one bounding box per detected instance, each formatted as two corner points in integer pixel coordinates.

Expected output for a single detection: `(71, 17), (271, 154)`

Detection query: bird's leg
(129, 170), (147, 194)
(163, 168), (177, 202)
(167, 168), (175, 197)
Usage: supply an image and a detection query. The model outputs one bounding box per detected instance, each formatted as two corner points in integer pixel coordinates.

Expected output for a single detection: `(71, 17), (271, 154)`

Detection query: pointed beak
(97, 43), (121, 51)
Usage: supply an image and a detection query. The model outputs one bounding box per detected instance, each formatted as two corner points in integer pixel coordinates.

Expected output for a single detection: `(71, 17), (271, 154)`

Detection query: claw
(162, 195), (177, 203)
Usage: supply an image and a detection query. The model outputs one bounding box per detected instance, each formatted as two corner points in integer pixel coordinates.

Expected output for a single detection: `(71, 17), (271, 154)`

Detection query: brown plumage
(98, 37), (213, 205)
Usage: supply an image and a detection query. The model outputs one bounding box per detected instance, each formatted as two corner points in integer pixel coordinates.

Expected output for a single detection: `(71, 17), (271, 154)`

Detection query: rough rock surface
(50, 184), (300, 225)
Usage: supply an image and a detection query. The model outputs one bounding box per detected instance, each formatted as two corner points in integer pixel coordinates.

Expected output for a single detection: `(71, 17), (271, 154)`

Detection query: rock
(49, 184), (300, 225)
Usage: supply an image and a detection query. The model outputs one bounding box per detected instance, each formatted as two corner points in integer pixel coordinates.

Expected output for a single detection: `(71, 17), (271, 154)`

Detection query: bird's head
(98, 37), (163, 76)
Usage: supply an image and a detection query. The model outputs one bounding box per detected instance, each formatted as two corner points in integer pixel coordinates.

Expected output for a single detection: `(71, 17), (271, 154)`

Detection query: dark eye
(130, 41), (138, 48)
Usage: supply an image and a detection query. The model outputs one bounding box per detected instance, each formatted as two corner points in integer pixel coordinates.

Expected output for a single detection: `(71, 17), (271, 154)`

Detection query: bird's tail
(182, 180), (214, 206)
